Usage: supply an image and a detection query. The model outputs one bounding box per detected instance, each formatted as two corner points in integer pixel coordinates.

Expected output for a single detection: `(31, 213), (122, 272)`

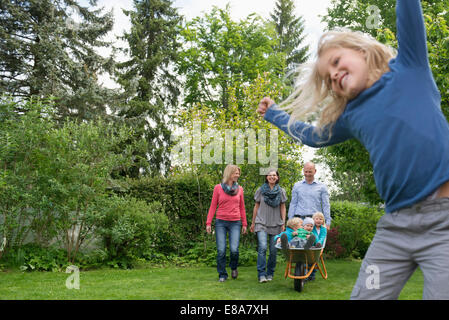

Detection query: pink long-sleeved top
(206, 184), (247, 227)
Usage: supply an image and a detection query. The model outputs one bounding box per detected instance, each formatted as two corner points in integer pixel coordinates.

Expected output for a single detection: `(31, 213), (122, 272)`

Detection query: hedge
(326, 201), (383, 259)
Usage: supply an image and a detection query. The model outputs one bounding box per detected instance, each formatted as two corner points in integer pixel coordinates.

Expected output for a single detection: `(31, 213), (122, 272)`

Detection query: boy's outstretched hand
(257, 97), (275, 117)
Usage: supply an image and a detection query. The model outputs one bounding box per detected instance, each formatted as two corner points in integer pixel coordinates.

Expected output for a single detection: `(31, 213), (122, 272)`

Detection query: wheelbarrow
(276, 241), (328, 292)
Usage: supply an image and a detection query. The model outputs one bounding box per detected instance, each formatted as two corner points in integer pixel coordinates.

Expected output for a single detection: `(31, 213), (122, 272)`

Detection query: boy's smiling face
(318, 47), (371, 100)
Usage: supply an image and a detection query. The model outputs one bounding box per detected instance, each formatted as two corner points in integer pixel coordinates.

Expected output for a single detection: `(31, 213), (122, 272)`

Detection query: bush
(4, 243), (68, 272)
(327, 201), (383, 259)
(324, 227), (347, 259)
(95, 196), (169, 268)
(0, 97), (143, 263)
(124, 173), (215, 255)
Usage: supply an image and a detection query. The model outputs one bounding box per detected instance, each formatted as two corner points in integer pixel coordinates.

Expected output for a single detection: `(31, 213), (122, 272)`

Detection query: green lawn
(0, 260), (424, 300)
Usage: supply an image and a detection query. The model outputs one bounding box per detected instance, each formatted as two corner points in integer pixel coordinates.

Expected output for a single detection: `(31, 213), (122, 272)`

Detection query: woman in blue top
(257, 0), (449, 299)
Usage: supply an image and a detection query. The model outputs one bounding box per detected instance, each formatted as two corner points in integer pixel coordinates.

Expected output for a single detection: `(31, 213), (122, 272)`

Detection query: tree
(114, 0), (182, 177)
(171, 73), (304, 225)
(0, 96), (139, 262)
(318, 0), (449, 204)
(322, 0), (396, 37)
(0, 0), (116, 121)
(270, 0), (309, 72)
(178, 5), (286, 112)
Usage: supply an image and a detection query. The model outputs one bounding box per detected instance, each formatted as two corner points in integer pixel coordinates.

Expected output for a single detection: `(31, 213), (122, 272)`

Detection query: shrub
(328, 201), (383, 259)
(4, 243), (68, 272)
(323, 227), (347, 259)
(0, 97), (142, 263)
(124, 173), (215, 255)
(95, 196), (169, 268)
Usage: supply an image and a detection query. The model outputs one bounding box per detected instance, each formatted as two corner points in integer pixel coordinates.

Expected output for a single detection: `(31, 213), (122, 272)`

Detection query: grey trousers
(350, 197), (449, 300)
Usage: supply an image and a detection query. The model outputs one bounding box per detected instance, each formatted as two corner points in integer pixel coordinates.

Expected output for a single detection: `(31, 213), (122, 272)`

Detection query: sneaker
(304, 234), (316, 250)
(259, 276), (267, 283)
(231, 269), (238, 279)
(219, 277), (226, 282)
(266, 275), (273, 281)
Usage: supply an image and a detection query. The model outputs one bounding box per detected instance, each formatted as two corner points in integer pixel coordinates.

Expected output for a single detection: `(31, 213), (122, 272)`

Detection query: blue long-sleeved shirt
(264, 0), (449, 213)
(288, 180), (331, 226)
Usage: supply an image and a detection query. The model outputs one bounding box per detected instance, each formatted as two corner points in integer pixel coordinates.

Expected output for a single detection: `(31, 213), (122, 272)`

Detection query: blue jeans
(256, 231), (278, 279)
(215, 219), (241, 279)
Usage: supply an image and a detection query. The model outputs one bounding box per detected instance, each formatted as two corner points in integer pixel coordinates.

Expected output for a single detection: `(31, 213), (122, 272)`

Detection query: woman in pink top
(206, 164), (247, 282)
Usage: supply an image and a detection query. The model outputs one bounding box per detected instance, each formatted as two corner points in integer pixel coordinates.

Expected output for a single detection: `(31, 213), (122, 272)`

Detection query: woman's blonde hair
(280, 30), (396, 141)
(287, 217), (302, 229)
(222, 164), (241, 183)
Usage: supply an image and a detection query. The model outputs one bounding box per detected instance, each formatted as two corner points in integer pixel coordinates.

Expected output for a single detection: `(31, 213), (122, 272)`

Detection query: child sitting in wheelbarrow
(275, 217), (316, 251)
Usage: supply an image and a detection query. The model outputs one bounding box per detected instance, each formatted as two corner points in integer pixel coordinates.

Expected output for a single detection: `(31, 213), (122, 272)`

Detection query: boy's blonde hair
(222, 164), (241, 183)
(286, 217), (302, 229)
(280, 30), (396, 141)
(312, 212), (326, 225)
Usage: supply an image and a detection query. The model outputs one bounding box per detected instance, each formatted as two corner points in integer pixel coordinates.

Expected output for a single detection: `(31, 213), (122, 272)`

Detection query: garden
(1, 0), (447, 301)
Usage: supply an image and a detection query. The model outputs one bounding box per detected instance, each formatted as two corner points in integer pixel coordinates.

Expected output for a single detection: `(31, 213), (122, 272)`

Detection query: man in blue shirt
(288, 162), (331, 228)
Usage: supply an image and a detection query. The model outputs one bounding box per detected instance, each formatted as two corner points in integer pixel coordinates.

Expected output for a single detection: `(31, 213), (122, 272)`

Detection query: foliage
(328, 201), (383, 259)
(123, 172), (216, 254)
(0, 97), (53, 255)
(0, 96), (139, 263)
(172, 73), (304, 204)
(114, 0), (182, 177)
(0, 0), (117, 121)
(95, 197), (169, 268)
(177, 4), (287, 111)
(322, 0), (397, 37)
(323, 227), (347, 259)
(4, 243), (68, 272)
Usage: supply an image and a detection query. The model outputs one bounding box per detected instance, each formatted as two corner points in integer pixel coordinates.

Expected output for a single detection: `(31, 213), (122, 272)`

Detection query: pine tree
(270, 0), (309, 71)
(114, 0), (182, 177)
(0, 0), (116, 121)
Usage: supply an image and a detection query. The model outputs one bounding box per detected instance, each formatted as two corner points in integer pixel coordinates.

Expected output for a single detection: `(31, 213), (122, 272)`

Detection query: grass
(0, 259), (424, 300)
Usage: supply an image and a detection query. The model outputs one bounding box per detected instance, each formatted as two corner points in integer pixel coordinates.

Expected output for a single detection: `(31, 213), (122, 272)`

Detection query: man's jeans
(215, 219), (241, 279)
(256, 231), (278, 279)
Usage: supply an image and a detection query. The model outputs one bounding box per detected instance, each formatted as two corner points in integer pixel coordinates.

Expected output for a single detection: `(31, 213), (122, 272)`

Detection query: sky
(89, 0), (335, 186)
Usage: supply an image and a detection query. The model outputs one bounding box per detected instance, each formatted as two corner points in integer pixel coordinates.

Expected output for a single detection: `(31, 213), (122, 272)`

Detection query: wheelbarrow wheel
(294, 263), (305, 292)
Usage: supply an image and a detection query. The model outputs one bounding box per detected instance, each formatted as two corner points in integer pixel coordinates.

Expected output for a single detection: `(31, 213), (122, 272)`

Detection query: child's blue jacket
(274, 227), (296, 242)
(312, 226), (327, 246)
